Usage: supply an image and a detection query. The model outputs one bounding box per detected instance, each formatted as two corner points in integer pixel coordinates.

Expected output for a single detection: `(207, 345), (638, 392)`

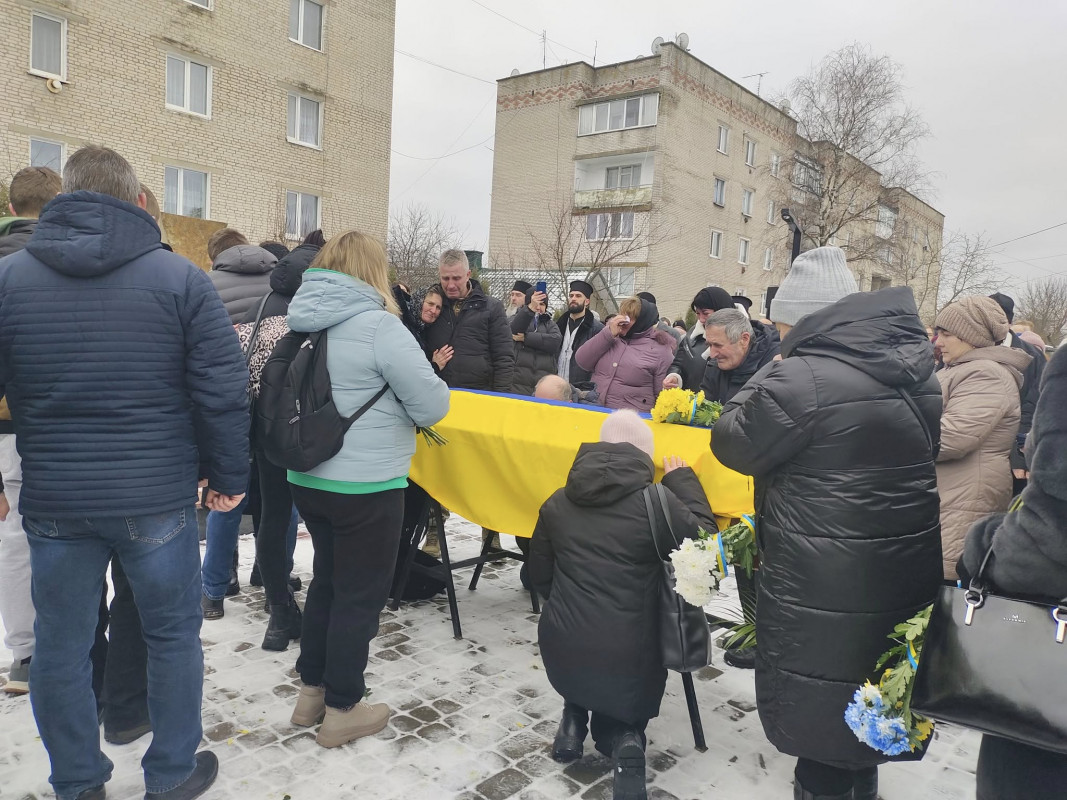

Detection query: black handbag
(911, 541), (1067, 753)
(642, 484), (712, 673)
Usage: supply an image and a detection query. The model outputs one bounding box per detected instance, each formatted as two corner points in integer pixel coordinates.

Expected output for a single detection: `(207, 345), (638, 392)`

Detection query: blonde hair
(311, 230), (400, 316)
(619, 296), (642, 320)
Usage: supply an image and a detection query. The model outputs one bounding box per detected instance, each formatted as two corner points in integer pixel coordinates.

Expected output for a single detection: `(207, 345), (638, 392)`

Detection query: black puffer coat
(711, 287), (943, 769)
(209, 244), (276, 323)
(241, 243), (319, 323)
(699, 320), (780, 404)
(511, 305), (562, 395)
(530, 442), (716, 724)
(422, 279), (514, 392)
(0, 219), (37, 258)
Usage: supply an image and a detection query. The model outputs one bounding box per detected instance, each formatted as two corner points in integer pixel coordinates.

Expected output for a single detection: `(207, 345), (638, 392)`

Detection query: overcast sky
(389, 0), (1066, 297)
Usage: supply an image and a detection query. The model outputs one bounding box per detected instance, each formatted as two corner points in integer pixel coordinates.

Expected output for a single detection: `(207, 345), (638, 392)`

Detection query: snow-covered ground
(0, 517), (979, 799)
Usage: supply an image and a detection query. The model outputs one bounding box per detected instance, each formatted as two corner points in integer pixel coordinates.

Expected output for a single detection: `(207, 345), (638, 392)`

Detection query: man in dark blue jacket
(0, 146), (249, 800)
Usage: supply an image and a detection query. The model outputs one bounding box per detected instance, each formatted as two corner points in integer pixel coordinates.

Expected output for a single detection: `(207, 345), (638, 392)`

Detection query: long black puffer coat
(510, 304), (562, 395)
(711, 287), (943, 770)
(422, 279), (514, 392)
(529, 442), (716, 724)
(241, 243), (320, 323)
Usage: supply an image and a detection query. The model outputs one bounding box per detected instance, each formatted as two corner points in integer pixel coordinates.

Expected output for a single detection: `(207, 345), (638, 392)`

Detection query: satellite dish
(510, 68), (520, 77)
(651, 36), (664, 55)
(676, 32), (690, 50)
(780, 99), (792, 114)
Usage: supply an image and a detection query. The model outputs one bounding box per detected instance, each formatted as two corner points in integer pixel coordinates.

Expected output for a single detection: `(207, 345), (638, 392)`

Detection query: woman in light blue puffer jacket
(283, 231), (450, 749)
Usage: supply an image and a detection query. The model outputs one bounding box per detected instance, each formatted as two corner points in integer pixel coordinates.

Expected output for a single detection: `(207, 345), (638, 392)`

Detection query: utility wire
(467, 0), (594, 61)
(989, 220), (1067, 249)
(395, 49), (496, 85)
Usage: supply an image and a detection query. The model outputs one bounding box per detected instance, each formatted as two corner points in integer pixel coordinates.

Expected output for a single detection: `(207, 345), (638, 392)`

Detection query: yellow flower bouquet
(651, 388), (723, 428)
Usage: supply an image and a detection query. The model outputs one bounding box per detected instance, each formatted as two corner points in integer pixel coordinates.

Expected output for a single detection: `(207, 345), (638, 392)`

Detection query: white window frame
(763, 247), (773, 271)
(29, 137), (65, 172)
(163, 166), (211, 219)
(738, 237), (750, 265)
(744, 137), (757, 167)
(717, 125), (730, 154)
(770, 152), (781, 177)
(577, 93), (659, 136)
(289, 0), (325, 51)
(287, 92), (324, 149)
(713, 178), (726, 207)
(29, 11), (67, 81)
(766, 199), (776, 224)
(165, 54), (213, 118)
(741, 188), (754, 217)
(876, 205), (898, 240)
(605, 164), (642, 190)
(184, 0), (213, 8)
(285, 190), (322, 240)
(709, 230), (723, 259)
(585, 212), (635, 241)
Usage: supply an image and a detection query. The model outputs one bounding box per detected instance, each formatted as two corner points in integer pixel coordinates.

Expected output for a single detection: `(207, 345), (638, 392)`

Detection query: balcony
(573, 185), (653, 210)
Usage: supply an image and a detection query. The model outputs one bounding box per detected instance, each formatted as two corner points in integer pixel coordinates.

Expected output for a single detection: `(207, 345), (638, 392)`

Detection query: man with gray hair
(666, 308), (780, 404)
(0, 145), (249, 800)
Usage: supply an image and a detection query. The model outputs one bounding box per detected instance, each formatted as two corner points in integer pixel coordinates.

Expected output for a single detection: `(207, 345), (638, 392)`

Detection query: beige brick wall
(1, 0), (394, 248)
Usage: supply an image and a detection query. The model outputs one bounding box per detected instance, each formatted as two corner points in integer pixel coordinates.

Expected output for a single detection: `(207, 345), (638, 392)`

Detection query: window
(185, 0), (212, 7)
(709, 230), (723, 259)
(713, 178), (726, 207)
(578, 93), (658, 135)
(586, 212), (634, 240)
(744, 138), (756, 167)
(166, 55), (211, 117)
(871, 275), (892, 291)
(30, 138), (64, 172)
(605, 164), (642, 190)
(163, 166), (209, 218)
(717, 125), (730, 154)
(287, 92), (322, 148)
(878, 245), (895, 265)
(794, 156), (822, 196)
(876, 205), (898, 239)
(767, 200), (775, 224)
(763, 247), (774, 271)
(289, 0), (324, 50)
(738, 238), (750, 265)
(741, 188), (754, 217)
(770, 152), (781, 177)
(30, 12), (66, 80)
(603, 267), (636, 298)
(286, 191), (320, 239)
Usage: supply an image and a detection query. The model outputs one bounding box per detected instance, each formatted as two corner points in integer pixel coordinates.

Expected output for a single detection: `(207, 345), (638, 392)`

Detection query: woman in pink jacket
(575, 296), (677, 412)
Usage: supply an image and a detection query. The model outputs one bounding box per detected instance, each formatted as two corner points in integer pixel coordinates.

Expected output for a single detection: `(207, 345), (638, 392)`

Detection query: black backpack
(255, 329), (389, 472)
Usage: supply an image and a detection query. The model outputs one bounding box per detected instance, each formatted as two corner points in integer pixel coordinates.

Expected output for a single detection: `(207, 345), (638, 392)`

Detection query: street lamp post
(780, 208), (803, 264)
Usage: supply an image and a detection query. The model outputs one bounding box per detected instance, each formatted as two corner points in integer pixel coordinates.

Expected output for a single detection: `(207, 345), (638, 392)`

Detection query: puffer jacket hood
(951, 345), (1031, 386)
(564, 442), (654, 507)
(212, 244), (276, 275)
(269, 243), (319, 296)
(783, 287), (934, 388)
(286, 268), (387, 333)
(25, 192), (162, 277)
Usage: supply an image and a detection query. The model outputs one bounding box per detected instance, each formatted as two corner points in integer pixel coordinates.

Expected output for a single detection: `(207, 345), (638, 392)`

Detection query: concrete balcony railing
(573, 186), (653, 210)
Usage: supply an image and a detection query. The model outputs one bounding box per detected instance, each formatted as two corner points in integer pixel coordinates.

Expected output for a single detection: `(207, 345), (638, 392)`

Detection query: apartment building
(488, 42), (944, 320)
(1, 0), (395, 247)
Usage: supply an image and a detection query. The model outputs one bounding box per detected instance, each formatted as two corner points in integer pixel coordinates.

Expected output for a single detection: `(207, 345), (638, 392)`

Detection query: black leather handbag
(911, 541), (1067, 753)
(642, 484), (712, 673)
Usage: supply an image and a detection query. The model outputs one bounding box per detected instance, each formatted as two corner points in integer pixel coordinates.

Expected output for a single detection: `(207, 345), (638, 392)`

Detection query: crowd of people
(0, 145), (1064, 800)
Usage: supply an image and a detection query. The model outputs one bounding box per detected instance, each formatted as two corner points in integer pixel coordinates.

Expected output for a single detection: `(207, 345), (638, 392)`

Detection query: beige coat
(936, 346), (1032, 580)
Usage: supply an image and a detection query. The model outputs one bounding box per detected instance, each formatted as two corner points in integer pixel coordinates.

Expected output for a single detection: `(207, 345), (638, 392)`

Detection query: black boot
(249, 560), (263, 587)
(612, 730), (647, 800)
(852, 767), (878, 800)
(793, 782), (854, 800)
(551, 704), (588, 762)
(226, 550), (240, 597)
(723, 644), (756, 669)
(262, 594), (302, 651)
(201, 595), (224, 621)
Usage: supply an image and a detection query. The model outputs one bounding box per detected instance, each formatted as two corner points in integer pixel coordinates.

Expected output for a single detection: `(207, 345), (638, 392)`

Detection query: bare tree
(933, 232), (1001, 314)
(776, 44), (931, 256)
(1018, 277), (1067, 346)
(387, 203), (463, 288)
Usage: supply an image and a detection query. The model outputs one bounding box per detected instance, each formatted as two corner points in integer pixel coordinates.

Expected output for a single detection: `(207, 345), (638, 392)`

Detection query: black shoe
(104, 719), (152, 745)
(612, 731), (647, 800)
(723, 645), (756, 670)
(288, 575), (302, 592)
(852, 768), (878, 800)
(201, 595), (224, 620)
(76, 786), (106, 800)
(145, 750), (218, 800)
(794, 783), (854, 800)
(249, 561), (263, 587)
(226, 551), (240, 596)
(551, 706), (588, 763)
(262, 596), (302, 652)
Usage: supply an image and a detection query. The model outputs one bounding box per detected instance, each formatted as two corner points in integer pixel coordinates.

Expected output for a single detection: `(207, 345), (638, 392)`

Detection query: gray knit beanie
(934, 296), (1009, 349)
(770, 246), (859, 326)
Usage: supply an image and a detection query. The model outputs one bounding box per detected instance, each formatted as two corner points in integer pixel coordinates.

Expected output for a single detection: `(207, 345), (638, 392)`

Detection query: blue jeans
(24, 506), (203, 799)
(202, 498), (298, 600)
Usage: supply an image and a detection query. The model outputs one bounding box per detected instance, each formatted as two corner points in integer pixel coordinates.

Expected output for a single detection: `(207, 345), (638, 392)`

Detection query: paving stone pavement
(0, 517), (979, 800)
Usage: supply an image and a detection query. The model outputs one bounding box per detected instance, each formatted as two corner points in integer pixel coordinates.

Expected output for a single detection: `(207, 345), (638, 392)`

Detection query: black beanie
(691, 286), (735, 312)
(988, 292), (1015, 323)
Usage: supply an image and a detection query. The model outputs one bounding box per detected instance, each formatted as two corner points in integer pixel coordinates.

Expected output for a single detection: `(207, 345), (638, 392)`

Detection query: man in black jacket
(664, 287), (738, 391)
(423, 249), (514, 392)
(988, 292), (1046, 495)
(556, 279), (603, 384)
(0, 166), (61, 258)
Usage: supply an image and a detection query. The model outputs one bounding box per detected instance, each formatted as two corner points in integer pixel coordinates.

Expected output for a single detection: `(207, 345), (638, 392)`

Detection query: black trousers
(90, 557), (149, 732)
(255, 452), (296, 606)
(290, 484), (404, 710)
(564, 701), (647, 756)
(976, 735), (1067, 800)
(795, 758), (876, 796)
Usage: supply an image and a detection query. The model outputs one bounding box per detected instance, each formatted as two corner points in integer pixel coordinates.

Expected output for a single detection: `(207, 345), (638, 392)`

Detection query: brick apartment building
(1, 0), (395, 246)
(487, 41), (944, 320)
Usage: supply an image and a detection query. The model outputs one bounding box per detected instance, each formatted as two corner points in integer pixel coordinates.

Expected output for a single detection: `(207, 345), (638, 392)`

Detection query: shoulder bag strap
(642, 487), (667, 562)
(245, 291), (273, 368)
(340, 384), (391, 434)
(653, 483), (682, 547)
